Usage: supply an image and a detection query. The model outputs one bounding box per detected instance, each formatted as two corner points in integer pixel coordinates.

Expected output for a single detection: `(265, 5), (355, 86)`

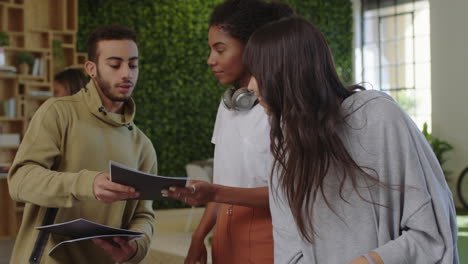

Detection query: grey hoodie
(269, 90), (458, 264)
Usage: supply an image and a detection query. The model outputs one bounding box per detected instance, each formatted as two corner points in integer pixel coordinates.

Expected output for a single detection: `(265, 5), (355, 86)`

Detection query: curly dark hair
(87, 24), (137, 62)
(209, 0), (295, 43)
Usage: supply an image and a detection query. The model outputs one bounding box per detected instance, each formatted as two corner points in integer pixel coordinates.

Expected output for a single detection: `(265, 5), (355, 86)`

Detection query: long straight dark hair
(244, 17), (381, 242)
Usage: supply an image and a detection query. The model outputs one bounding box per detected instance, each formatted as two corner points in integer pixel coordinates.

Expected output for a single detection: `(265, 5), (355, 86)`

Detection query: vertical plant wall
(283, 0), (353, 83)
(77, 0), (353, 208)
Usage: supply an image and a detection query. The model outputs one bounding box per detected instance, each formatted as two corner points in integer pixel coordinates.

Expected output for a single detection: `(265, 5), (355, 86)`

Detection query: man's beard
(95, 69), (130, 102)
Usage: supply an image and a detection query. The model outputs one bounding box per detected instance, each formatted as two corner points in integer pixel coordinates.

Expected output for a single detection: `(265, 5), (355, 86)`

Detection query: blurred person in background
(53, 68), (88, 97)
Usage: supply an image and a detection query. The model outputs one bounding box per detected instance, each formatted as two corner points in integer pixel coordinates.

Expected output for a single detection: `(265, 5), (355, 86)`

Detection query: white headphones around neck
(222, 87), (257, 111)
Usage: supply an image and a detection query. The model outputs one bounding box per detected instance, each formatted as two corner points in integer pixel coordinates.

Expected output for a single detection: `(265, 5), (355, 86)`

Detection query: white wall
(430, 0), (468, 206)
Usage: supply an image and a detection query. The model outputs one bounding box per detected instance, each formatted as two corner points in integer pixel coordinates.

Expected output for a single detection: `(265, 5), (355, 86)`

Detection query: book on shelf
(31, 57), (46, 77)
(0, 163), (9, 179)
(110, 160), (189, 200)
(32, 57), (40, 76)
(28, 90), (53, 97)
(0, 65), (17, 74)
(0, 49), (4, 66)
(2, 98), (16, 118)
(0, 133), (20, 147)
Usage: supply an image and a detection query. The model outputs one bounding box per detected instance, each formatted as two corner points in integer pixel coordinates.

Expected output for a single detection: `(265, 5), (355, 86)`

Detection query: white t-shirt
(211, 101), (273, 188)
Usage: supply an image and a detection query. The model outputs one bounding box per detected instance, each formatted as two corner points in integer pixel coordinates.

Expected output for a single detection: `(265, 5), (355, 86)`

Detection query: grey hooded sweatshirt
(269, 90), (458, 264)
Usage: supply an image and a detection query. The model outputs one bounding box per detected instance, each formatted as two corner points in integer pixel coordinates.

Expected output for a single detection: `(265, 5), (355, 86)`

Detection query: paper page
(35, 218), (145, 256)
(36, 218), (144, 238)
(47, 234), (144, 255)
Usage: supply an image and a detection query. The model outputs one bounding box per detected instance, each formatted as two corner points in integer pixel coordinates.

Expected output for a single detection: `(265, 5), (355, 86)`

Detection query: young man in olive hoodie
(8, 25), (157, 264)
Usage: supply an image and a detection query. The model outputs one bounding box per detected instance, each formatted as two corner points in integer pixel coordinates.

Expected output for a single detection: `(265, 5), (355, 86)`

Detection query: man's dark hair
(87, 24), (137, 62)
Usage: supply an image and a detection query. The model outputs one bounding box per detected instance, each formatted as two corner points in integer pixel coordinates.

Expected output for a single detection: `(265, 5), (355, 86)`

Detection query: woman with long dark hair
(164, 1), (294, 263)
(244, 17), (458, 264)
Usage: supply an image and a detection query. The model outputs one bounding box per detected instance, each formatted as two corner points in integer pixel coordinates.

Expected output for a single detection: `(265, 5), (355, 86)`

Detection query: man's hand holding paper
(92, 237), (138, 263)
(93, 172), (140, 203)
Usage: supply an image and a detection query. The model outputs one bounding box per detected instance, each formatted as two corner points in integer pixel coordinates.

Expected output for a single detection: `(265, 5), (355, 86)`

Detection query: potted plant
(0, 31), (8, 66)
(15, 52), (35, 75)
(422, 122), (454, 177)
(52, 39), (66, 74)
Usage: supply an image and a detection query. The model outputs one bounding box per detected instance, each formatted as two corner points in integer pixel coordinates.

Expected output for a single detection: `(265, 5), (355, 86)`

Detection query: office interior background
(0, 0), (467, 263)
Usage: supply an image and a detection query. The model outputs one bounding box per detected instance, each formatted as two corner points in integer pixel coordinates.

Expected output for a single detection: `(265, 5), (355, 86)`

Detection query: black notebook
(109, 160), (188, 200)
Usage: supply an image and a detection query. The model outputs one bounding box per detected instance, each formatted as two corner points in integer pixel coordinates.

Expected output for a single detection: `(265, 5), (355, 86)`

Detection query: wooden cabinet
(0, 0), (86, 237)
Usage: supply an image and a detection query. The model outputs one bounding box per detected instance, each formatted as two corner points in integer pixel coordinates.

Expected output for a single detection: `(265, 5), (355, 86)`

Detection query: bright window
(356, 0), (431, 129)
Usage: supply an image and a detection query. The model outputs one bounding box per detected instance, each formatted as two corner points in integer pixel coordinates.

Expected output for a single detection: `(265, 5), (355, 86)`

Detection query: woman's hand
(162, 181), (217, 206)
(164, 183), (270, 208)
(184, 235), (208, 264)
(348, 252), (384, 264)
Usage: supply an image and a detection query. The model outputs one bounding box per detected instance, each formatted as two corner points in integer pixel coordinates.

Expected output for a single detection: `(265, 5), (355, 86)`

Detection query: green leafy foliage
(281, 0), (353, 84)
(52, 39), (66, 74)
(77, 0), (353, 209)
(0, 31), (8, 47)
(15, 52), (35, 66)
(422, 122), (454, 177)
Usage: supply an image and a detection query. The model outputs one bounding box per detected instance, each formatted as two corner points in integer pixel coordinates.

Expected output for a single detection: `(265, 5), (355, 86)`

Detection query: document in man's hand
(35, 218), (144, 255)
(109, 160), (189, 200)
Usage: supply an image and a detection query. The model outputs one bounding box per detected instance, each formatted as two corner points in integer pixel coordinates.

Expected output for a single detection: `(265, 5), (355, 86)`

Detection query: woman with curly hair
(164, 1), (294, 263)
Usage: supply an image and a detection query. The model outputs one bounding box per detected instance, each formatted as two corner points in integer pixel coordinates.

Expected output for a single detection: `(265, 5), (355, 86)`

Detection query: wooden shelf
(0, 2), (22, 7)
(0, 5), (3, 30)
(18, 80), (49, 86)
(61, 43), (75, 48)
(17, 74), (46, 81)
(0, 178), (19, 238)
(26, 31), (50, 49)
(0, 145), (19, 150)
(4, 46), (49, 53)
(1, 0), (79, 238)
(67, 64), (85, 70)
(0, 72), (18, 79)
(7, 6), (23, 32)
(5, 3), (22, 8)
(6, 31), (23, 35)
(24, 95), (50, 100)
(76, 52), (87, 65)
(0, 117), (22, 122)
(15, 205), (24, 213)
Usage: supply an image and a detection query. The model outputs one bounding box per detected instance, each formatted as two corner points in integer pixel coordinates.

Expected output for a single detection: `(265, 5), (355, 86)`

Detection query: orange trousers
(211, 204), (274, 264)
